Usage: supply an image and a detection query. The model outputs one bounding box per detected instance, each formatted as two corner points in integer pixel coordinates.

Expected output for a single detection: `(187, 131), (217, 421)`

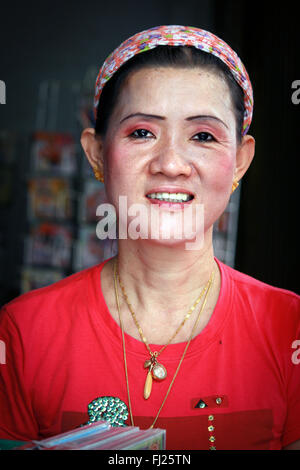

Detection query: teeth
(147, 192), (192, 202)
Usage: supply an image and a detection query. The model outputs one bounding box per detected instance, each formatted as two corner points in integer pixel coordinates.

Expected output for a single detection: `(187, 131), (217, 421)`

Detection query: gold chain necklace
(116, 259), (214, 400)
(113, 257), (214, 428)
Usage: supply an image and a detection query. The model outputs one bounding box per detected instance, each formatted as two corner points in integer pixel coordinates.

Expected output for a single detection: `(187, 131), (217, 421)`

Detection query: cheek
(203, 151), (235, 191)
(105, 137), (139, 175)
(105, 142), (123, 173)
(201, 153), (235, 230)
(104, 143), (138, 201)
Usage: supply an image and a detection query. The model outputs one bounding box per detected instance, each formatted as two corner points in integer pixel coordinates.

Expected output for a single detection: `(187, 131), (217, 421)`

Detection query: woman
(0, 25), (299, 450)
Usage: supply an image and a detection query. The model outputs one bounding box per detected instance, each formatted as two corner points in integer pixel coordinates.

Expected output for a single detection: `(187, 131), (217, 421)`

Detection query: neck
(102, 229), (221, 345)
(116, 228), (218, 316)
(120, 240), (214, 294)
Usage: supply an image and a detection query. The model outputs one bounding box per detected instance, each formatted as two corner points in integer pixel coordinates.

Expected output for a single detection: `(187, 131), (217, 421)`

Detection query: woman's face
(101, 66), (239, 246)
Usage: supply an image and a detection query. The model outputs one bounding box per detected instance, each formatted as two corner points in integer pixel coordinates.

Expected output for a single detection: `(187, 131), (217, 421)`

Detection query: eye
(129, 128), (154, 139)
(192, 132), (214, 142)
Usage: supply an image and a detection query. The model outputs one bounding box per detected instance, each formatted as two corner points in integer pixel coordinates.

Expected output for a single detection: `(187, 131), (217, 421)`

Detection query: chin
(140, 236), (196, 250)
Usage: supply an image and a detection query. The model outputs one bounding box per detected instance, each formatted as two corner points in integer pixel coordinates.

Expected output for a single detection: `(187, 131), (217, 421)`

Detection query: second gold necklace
(115, 259), (214, 400)
(113, 258), (215, 428)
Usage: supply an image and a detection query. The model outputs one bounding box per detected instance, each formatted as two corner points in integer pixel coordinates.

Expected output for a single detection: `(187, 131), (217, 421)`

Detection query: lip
(145, 187), (195, 197)
(145, 187), (195, 209)
(146, 199), (192, 211)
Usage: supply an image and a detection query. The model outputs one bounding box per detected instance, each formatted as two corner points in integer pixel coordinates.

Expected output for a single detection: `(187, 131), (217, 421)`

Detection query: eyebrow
(120, 112), (228, 129)
(186, 114), (228, 129)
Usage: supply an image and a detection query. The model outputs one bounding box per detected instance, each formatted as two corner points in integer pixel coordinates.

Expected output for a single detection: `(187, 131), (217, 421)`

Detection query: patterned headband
(94, 25), (253, 135)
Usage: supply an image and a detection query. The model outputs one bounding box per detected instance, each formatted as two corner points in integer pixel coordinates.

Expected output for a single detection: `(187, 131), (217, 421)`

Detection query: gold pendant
(152, 362), (167, 381)
(144, 369), (153, 400)
(143, 357), (167, 399)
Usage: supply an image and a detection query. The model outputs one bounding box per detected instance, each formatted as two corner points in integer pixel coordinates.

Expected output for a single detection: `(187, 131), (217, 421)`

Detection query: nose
(149, 141), (192, 178)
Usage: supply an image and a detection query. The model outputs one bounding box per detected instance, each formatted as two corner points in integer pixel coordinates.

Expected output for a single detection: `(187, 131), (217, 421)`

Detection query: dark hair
(95, 46), (245, 143)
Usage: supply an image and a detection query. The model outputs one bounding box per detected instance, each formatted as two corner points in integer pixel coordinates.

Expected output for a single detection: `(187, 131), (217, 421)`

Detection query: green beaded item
(85, 396), (129, 427)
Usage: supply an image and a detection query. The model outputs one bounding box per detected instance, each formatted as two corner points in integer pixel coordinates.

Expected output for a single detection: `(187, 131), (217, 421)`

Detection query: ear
(234, 134), (255, 181)
(80, 127), (104, 173)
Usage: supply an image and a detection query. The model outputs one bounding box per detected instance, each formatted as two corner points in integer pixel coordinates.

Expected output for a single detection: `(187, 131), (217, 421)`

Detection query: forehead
(114, 66), (234, 120)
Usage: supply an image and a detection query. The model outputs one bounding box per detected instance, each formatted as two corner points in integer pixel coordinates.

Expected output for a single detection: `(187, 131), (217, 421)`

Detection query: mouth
(145, 191), (194, 204)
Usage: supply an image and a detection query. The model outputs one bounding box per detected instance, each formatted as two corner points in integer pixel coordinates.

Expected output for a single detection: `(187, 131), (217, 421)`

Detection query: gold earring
(231, 178), (239, 194)
(93, 166), (104, 183)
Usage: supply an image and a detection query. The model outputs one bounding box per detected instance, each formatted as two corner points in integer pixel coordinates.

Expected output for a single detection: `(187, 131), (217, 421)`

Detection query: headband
(94, 25), (253, 135)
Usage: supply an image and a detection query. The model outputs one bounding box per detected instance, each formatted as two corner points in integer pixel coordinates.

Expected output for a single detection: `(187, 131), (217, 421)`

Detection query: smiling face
(90, 66), (253, 247)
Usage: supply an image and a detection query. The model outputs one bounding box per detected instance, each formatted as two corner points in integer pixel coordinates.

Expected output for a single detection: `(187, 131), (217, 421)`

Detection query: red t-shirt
(0, 258), (299, 450)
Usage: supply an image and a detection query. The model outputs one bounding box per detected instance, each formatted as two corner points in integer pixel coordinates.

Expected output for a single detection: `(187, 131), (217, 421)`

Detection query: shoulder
(220, 260), (299, 307)
(218, 260), (300, 333)
(0, 261), (107, 328)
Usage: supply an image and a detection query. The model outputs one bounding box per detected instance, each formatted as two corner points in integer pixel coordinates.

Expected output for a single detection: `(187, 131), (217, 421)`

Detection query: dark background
(0, 0), (299, 305)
